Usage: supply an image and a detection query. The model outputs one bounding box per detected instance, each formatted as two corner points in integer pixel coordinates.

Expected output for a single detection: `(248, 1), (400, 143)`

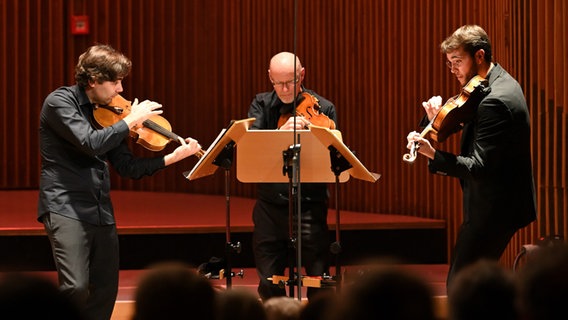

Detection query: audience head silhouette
(217, 287), (267, 320)
(132, 261), (216, 320)
(517, 242), (568, 320)
(334, 262), (435, 320)
(264, 296), (303, 320)
(448, 259), (518, 320)
(299, 290), (338, 320)
(0, 272), (84, 319)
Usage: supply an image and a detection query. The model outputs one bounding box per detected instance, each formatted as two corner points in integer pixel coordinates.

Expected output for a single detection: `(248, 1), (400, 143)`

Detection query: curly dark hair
(74, 44), (132, 88)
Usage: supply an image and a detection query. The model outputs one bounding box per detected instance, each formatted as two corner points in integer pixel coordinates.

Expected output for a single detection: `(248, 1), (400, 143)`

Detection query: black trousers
(447, 221), (517, 288)
(252, 199), (330, 300)
(43, 213), (119, 320)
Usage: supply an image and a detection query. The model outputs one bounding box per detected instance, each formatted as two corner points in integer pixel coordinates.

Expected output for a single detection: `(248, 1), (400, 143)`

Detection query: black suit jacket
(428, 64), (537, 230)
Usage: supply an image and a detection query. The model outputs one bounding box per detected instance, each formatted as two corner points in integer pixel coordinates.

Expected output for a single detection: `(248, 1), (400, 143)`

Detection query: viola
(92, 94), (204, 156)
(403, 75), (489, 163)
(277, 92), (336, 129)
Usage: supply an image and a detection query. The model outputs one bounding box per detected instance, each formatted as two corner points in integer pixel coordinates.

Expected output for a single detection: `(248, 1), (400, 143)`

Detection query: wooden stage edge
(0, 190), (445, 236)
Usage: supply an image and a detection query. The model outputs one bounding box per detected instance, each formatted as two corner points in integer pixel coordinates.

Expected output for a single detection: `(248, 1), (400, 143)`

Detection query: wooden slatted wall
(1, 0), (566, 265)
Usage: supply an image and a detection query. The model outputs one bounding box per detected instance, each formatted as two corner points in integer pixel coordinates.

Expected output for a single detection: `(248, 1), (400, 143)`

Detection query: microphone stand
(278, 0), (304, 300)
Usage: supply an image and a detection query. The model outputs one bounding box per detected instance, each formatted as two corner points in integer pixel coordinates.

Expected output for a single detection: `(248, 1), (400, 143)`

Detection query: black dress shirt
(247, 88), (337, 205)
(38, 85), (165, 225)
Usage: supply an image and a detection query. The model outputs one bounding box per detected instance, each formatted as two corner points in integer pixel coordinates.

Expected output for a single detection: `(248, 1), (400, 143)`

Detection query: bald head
(269, 52), (303, 74)
(268, 52), (305, 103)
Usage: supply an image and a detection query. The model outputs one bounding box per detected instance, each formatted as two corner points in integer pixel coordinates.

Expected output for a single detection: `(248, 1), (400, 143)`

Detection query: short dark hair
(518, 243), (568, 320)
(337, 263), (435, 320)
(441, 25), (492, 62)
(75, 44), (132, 88)
(448, 260), (518, 320)
(132, 262), (216, 320)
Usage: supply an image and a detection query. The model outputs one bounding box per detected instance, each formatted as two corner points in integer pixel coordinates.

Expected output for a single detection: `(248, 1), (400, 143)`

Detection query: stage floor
(0, 190), (445, 235)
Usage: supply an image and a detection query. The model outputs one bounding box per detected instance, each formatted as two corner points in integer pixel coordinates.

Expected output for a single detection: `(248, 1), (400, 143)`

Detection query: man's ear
(87, 78), (96, 88)
(475, 49), (485, 64)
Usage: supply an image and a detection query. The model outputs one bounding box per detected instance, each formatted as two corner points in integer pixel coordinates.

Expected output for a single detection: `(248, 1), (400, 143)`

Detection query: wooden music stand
(235, 129), (349, 183)
(184, 118), (255, 181)
(183, 117), (255, 288)
(309, 125), (381, 183)
(236, 126), (380, 294)
(237, 128), (349, 298)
